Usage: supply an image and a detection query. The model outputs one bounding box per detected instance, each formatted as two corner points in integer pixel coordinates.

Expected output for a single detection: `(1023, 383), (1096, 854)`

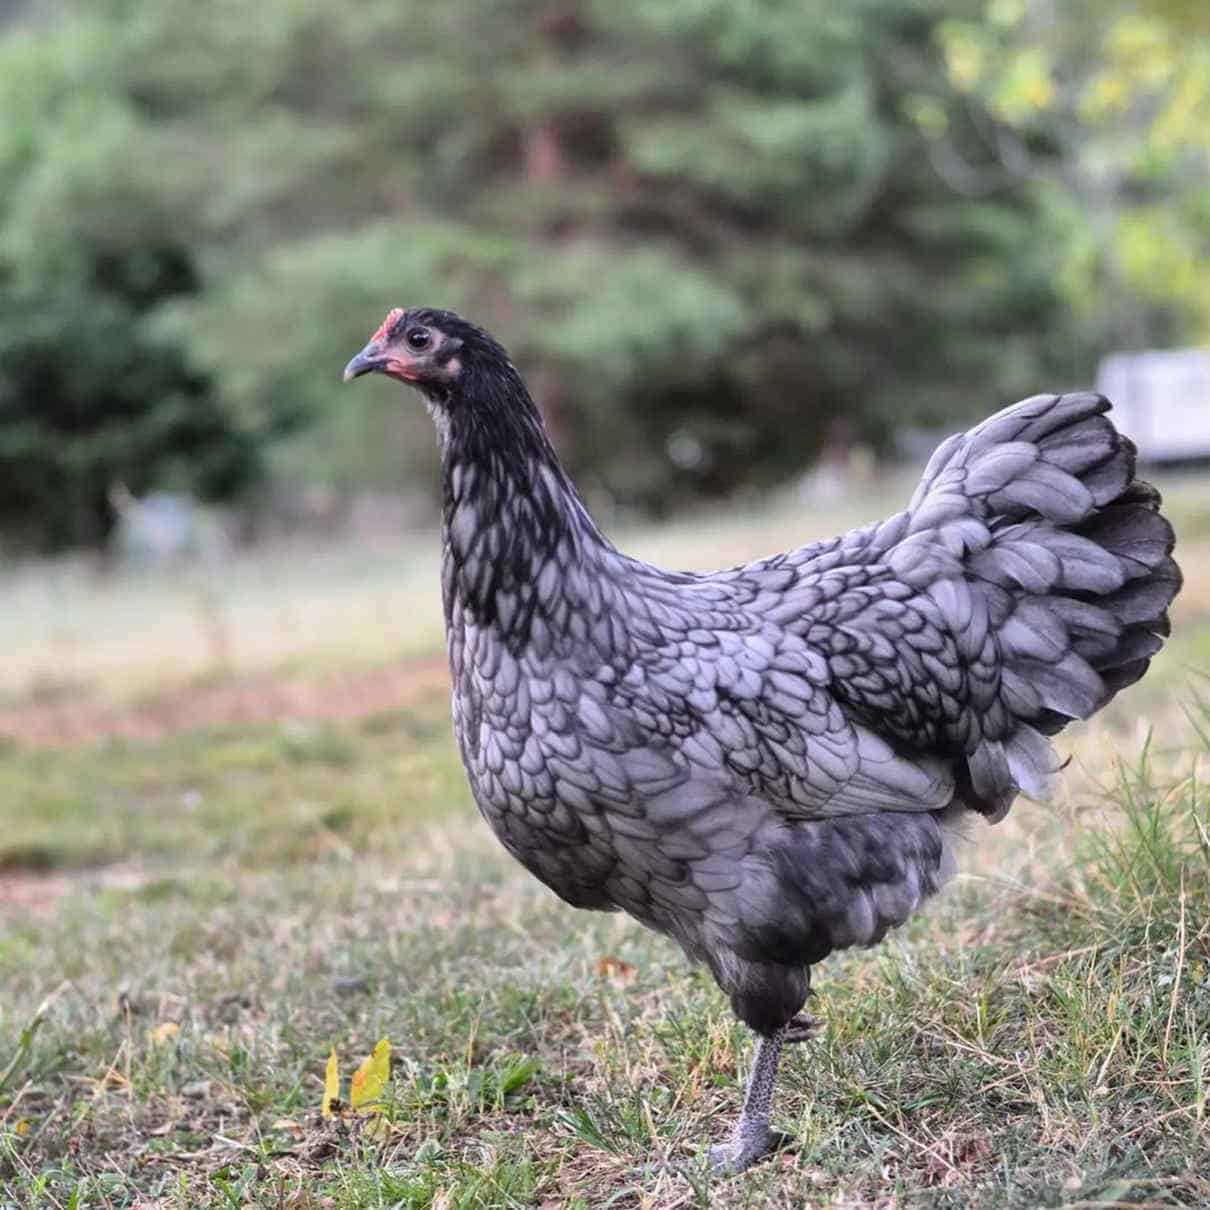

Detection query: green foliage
(0, 0), (1203, 538)
(0, 21), (284, 550)
(0, 269), (258, 550)
(938, 0), (1210, 347)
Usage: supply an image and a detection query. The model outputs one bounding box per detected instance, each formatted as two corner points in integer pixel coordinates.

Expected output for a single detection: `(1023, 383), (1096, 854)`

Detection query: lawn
(1, 476), (1209, 1208)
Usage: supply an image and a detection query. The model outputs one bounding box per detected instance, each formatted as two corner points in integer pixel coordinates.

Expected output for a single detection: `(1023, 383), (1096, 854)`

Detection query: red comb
(370, 307), (405, 344)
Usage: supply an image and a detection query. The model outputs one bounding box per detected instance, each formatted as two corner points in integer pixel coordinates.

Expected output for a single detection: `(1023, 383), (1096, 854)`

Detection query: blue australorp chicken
(344, 308), (1180, 1174)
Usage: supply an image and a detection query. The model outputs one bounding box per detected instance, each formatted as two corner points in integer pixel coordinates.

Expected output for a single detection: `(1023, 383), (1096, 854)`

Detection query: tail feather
(1033, 414), (1118, 475)
(1074, 504), (1176, 573)
(1004, 724), (1060, 800)
(909, 391), (1180, 822)
(1045, 597), (1121, 660)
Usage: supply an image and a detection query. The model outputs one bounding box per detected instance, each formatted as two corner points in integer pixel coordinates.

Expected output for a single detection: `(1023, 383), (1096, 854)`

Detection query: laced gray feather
(431, 356), (1179, 1033)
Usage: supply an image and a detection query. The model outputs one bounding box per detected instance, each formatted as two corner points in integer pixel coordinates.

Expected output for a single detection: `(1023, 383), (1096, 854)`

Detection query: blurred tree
(3, 0), (1187, 540)
(0, 23), (287, 549)
(167, 0), (1086, 507)
(935, 0), (1210, 350)
(0, 264), (263, 550)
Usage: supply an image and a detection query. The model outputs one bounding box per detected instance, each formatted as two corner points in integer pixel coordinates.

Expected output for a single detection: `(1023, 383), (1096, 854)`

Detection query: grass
(4, 470), (1204, 710)
(1, 474), (1209, 1207)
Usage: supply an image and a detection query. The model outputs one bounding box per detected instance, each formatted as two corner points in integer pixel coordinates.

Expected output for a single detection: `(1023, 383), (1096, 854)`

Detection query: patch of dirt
(0, 868), (75, 921)
(0, 862), (149, 921)
(0, 653), (451, 747)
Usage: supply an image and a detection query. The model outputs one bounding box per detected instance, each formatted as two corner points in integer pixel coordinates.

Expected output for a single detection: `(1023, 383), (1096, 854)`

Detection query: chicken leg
(709, 1024), (794, 1174)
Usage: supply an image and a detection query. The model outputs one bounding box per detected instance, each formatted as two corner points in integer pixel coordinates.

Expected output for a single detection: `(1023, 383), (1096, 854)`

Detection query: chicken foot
(782, 1010), (822, 1044)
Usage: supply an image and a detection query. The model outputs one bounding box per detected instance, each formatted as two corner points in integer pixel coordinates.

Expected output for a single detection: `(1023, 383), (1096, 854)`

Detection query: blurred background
(0, 0), (1207, 722)
(2, 7), (1209, 1202)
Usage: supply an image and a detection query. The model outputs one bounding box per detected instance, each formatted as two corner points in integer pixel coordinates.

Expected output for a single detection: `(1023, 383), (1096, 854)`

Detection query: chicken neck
(435, 362), (614, 641)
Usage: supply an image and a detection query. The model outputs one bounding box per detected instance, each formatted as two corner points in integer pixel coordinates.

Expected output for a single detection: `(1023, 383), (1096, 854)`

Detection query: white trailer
(1096, 349), (1210, 462)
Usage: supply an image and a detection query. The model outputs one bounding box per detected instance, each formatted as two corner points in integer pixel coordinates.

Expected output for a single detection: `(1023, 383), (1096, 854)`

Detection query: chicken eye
(405, 328), (431, 350)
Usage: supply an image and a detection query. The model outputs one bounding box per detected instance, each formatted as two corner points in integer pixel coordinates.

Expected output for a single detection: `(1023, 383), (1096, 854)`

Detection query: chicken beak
(342, 343), (384, 383)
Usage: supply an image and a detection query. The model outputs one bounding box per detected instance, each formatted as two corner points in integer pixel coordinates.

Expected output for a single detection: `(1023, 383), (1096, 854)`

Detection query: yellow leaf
(149, 1021), (180, 1045)
(349, 1038), (391, 1113)
(322, 1046), (340, 1118)
(13, 1119), (30, 1136)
